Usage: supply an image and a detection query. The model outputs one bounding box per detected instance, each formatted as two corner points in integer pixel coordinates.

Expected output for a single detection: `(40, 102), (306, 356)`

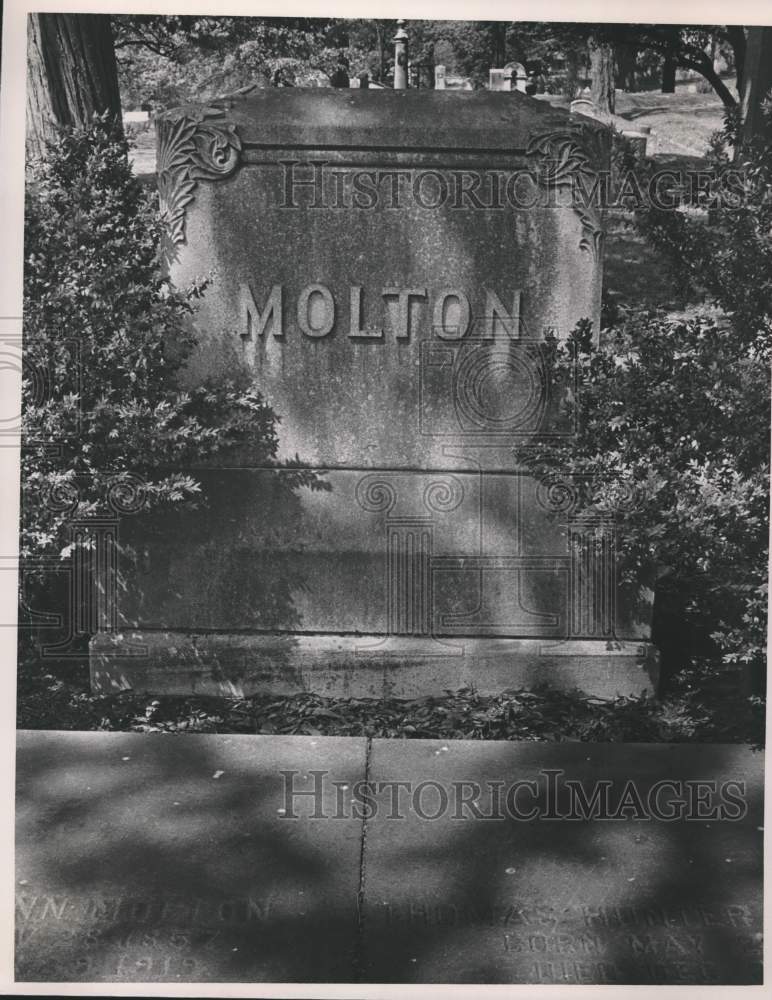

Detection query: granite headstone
(89, 90), (657, 699)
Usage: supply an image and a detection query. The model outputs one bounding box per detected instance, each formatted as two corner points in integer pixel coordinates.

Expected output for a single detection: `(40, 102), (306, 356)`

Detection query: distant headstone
(89, 90), (657, 700)
(506, 62), (528, 93)
(393, 20), (408, 90)
(434, 64), (446, 89)
(123, 110), (150, 125)
(621, 129), (648, 156)
(570, 97), (598, 118)
(489, 68), (512, 91)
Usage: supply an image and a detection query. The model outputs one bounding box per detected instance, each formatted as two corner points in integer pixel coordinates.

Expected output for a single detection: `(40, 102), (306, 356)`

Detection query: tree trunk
(27, 13), (122, 160)
(589, 35), (615, 115)
(740, 26), (772, 145)
(661, 52), (676, 93)
(726, 25), (747, 98)
(563, 47), (580, 99)
(426, 40), (435, 89)
(616, 43), (638, 92)
(490, 21), (507, 68)
(376, 23), (384, 83)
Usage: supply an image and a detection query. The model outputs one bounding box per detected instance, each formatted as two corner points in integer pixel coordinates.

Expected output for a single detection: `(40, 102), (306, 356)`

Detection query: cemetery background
(13, 14), (767, 986)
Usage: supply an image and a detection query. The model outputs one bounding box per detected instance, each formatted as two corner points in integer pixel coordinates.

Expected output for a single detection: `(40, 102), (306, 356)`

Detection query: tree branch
(680, 50), (737, 107)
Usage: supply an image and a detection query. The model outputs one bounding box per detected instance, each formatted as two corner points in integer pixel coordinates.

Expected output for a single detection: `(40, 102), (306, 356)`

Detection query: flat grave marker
(16, 731), (367, 982)
(360, 739), (763, 984)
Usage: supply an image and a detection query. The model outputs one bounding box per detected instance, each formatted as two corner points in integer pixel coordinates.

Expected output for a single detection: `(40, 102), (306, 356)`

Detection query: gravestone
(489, 68), (512, 91)
(16, 731), (763, 984)
(570, 97), (599, 119)
(90, 89), (657, 699)
(16, 731), (367, 982)
(506, 62), (529, 93)
(360, 739), (764, 984)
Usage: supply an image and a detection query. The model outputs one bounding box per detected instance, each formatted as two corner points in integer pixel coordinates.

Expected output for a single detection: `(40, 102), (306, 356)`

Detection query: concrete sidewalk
(15, 731), (763, 984)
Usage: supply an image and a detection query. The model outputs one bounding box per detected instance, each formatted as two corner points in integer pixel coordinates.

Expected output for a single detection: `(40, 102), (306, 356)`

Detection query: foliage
(22, 115), (280, 569)
(588, 24), (742, 107)
(16, 653), (764, 745)
(114, 16), (363, 105)
(111, 16), (747, 109)
(637, 107), (772, 343)
(518, 119), (770, 682)
(127, 17), (758, 132)
(521, 314), (768, 676)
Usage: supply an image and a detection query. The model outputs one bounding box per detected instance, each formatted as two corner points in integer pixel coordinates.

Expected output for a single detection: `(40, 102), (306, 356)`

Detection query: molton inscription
(241, 284), (522, 342)
(16, 891), (274, 926)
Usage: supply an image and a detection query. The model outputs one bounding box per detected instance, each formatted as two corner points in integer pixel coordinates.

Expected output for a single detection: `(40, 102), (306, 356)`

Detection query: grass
(603, 212), (686, 313)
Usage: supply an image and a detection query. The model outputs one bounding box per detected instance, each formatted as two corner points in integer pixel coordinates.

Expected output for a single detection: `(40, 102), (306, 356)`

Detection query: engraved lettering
(433, 289), (471, 340)
(40, 896), (68, 920)
(297, 285), (335, 338)
(483, 289), (521, 339)
(382, 287), (427, 339)
(348, 286), (383, 339)
(247, 897), (272, 921)
(16, 894), (38, 921)
(243, 283), (283, 340)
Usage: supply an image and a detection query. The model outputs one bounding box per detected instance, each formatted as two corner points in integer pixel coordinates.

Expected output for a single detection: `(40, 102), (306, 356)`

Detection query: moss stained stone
(89, 90), (657, 698)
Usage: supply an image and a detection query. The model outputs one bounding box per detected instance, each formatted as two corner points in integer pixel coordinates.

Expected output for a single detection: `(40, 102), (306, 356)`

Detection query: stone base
(90, 631), (659, 700)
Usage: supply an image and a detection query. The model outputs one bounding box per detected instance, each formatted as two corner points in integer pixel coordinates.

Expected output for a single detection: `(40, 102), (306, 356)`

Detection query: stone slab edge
(90, 631), (659, 700)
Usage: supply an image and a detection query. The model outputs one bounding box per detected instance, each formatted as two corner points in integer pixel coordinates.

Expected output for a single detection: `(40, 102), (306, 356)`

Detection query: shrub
(521, 112), (771, 691)
(519, 312), (768, 688)
(22, 115), (278, 579)
(636, 106), (772, 349)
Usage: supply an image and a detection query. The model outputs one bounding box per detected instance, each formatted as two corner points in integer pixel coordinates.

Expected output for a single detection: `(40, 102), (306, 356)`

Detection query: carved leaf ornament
(156, 106), (241, 246)
(156, 106), (603, 261)
(526, 129), (604, 259)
